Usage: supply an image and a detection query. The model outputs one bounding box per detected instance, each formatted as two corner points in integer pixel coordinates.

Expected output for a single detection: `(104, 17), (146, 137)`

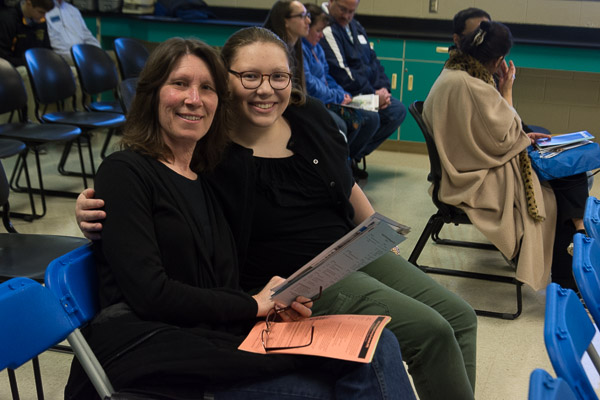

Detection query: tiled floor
(1, 135), (598, 399)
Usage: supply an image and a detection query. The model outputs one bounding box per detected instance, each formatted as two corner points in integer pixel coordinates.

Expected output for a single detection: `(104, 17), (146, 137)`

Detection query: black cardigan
(207, 96), (356, 283)
(66, 151), (310, 399)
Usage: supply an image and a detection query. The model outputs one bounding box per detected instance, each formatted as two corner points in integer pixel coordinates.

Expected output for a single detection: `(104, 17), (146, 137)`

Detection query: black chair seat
(0, 139), (25, 159)
(0, 234), (89, 281)
(42, 111), (125, 129)
(0, 123), (81, 144)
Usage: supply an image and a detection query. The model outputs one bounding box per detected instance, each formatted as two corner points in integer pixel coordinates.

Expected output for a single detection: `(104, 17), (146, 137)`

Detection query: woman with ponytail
(423, 20), (588, 291)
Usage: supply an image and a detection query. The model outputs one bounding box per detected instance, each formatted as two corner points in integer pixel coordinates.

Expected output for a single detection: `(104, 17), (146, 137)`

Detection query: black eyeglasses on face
(261, 287), (322, 352)
(228, 69), (292, 90)
(287, 11), (311, 20)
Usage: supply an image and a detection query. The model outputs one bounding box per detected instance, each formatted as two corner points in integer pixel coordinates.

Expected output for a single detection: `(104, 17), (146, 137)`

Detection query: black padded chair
(70, 44), (123, 114)
(0, 58), (83, 218)
(71, 44), (124, 158)
(113, 37), (150, 80)
(0, 157), (89, 281)
(408, 100), (522, 320)
(24, 48), (126, 190)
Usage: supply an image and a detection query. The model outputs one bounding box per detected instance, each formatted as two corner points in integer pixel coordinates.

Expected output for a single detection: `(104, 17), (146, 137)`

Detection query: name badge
(358, 35), (368, 45)
(50, 15), (60, 23)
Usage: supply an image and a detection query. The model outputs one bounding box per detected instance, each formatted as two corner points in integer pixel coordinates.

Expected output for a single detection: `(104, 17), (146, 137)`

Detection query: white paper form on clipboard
(271, 212), (410, 306)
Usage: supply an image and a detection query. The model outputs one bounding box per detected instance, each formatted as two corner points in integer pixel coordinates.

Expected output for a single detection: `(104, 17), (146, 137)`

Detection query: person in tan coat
(423, 20), (562, 291)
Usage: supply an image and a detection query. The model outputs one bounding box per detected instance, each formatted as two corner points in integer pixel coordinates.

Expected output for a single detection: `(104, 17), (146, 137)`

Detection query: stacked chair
(543, 282), (600, 400)
(539, 198), (600, 399)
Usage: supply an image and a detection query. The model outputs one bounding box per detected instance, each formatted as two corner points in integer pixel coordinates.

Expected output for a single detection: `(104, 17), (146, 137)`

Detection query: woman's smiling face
(228, 42), (292, 130)
(158, 54), (218, 149)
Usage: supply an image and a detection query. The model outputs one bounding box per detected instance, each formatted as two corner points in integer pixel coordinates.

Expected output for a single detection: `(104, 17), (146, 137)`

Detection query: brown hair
(221, 26), (305, 106)
(263, 0), (306, 93)
(121, 37), (231, 172)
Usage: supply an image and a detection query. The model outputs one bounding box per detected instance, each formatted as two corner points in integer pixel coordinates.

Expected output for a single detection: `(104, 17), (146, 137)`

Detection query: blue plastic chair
(0, 277), (75, 399)
(544, 282), (600, 400)
(44, 243), (115, 398)
(528, 368), (577, 400)
(584, 196), (600, 240)
(572, 233), (600, 329)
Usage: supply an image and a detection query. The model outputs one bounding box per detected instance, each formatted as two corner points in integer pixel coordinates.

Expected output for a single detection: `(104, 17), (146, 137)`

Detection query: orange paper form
(238, 314), (391, 363)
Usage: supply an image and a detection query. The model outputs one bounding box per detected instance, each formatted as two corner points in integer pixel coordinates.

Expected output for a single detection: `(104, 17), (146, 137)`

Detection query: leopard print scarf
(445, 51), (544, 222)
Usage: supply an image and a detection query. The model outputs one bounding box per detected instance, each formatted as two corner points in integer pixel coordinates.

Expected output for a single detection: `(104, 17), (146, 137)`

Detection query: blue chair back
(45, 243), (98, 328)
(528, 368), (577, 400)
(584, 196), (600, 240)
(544, 282), (600, 400)
(572, 233), (600, 329)
(45, 243), (117, 398)
(0, 277), (73, 370)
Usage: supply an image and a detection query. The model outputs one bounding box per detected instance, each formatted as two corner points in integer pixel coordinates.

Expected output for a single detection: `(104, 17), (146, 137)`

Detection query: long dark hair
(263, 0), (306, 93)
(221, 26), (305, 106)
(121, 37), (231, 172)
(459, 20), (513, 66)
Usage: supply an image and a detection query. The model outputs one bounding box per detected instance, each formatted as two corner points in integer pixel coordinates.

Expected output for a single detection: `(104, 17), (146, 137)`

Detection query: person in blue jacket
(302, 2), (379, 174)
(319, 0), (406, 160)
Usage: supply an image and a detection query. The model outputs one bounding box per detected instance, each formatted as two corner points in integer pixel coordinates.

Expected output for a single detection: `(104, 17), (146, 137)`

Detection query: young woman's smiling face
(228, 42), (292, 130)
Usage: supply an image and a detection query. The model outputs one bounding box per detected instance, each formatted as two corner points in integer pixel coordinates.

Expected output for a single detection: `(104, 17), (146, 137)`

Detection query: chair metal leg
(32, 356), (45, 400)
(58, 135), (95, 180)
(409, 212), (523, 320)
(432, 225), (497, 250)
(417, 264), (523, 320)
(100, 128), (116, 159)
(11, 145), (81, 204)
(8, 368), (20, 400)
(408, 213), (443, 265)
(7, 149), (44, 221)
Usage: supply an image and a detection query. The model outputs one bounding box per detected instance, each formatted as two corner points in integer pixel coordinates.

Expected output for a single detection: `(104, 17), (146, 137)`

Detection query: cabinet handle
(408, 74), (413, 91)
(391, 73), (397, 90)
(436, 46), (449, 53)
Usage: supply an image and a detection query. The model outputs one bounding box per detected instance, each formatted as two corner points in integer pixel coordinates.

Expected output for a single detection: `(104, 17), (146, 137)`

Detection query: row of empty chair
(529, 196), (600, 399)
(0, 38), (147, 399)
(0, 37), (148, 222)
